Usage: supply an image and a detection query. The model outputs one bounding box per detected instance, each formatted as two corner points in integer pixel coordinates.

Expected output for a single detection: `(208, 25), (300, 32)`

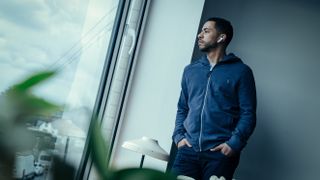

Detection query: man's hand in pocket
(177, 138), (192, 148)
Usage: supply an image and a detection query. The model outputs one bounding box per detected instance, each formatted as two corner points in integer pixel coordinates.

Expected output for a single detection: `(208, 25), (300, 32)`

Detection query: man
(171, 17), (256, 180)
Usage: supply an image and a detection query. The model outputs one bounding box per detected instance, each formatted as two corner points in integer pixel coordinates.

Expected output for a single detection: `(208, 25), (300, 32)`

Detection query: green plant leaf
(91, 120), (110, 179)
(12, 71), (56, 92)
(0, 71), (61, 124)
(9, 92), (61, 123)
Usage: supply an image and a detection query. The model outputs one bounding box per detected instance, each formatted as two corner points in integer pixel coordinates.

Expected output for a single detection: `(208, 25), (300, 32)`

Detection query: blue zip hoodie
(172, 53), (256, 153)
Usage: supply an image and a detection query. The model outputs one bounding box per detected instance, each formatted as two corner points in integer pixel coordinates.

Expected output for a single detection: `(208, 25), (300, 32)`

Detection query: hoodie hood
(199, 53), (242, 66)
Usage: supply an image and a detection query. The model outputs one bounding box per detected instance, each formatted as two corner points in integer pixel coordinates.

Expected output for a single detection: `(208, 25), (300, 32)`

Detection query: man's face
(197, 21), (220, 52)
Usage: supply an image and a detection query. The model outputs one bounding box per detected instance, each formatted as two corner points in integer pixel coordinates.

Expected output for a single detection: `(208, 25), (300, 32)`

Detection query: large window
(0, 0), (150, 179)
(0, 0), (120, 179)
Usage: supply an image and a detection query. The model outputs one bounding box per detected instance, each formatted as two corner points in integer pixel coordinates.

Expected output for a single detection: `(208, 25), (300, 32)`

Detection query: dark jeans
(171, 145), (240, 180)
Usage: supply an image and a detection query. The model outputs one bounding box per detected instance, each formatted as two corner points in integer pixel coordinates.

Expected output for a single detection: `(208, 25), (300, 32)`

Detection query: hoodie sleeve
(226, 66), (257, 152)
(172, 69), (189, 145)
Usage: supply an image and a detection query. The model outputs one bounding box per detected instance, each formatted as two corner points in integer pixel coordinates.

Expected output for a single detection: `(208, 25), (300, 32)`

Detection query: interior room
(0, 0), (319, 179)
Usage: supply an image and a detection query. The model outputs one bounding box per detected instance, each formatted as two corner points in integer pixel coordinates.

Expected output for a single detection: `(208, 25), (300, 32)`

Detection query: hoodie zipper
(199, 65), (214, 151)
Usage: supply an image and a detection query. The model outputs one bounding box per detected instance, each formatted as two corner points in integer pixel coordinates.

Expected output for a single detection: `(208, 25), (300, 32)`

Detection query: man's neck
(206, 48), (226, 65)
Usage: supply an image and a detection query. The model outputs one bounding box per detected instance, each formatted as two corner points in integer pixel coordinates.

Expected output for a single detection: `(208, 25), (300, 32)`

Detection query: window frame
(76, 0), (151, 179)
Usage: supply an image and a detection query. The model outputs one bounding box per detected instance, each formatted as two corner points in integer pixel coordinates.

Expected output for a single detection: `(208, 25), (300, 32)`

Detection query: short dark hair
(206, 17), (233, 47)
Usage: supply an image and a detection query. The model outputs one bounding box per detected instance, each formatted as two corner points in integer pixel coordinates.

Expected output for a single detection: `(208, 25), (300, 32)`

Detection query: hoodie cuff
(226, 135), (246, 153)
(173, 134), (185, 146)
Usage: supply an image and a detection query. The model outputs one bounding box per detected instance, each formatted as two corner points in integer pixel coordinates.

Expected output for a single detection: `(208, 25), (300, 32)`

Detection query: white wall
(110, 0), (205, 171)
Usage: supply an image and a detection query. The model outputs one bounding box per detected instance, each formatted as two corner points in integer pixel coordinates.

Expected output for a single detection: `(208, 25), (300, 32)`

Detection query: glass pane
(0, 0), (119, 179)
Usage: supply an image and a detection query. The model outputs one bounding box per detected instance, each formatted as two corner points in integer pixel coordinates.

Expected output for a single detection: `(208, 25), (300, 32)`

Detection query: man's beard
(199, 42), (217, 52)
